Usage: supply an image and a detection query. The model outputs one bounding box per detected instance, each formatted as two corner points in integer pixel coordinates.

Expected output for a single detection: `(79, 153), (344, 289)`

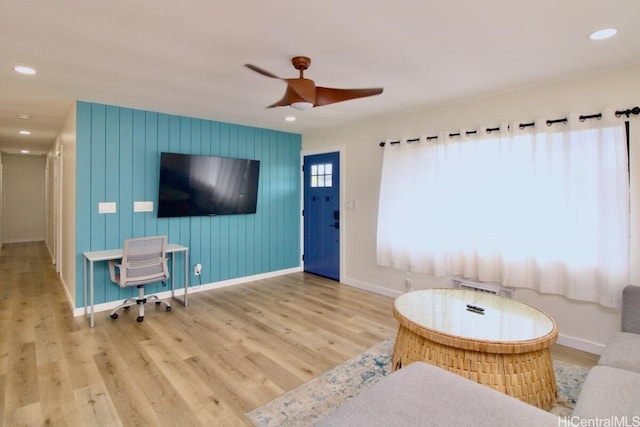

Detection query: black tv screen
(157, 152), (260, 218)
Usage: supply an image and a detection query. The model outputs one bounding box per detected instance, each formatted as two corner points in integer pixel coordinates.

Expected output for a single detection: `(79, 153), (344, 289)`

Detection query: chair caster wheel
(110, 313), (118, 319)
(137, 316), (144, 322)
(166, 306), (171, 312)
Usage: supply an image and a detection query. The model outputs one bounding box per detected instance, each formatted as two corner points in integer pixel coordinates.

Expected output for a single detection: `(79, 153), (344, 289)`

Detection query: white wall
(2, 154), (46, 243)
(0, 153), (3, 247)
(303, 65), (640, 353)
(58, 104), (77, 306)
(45, 150), (55, 260)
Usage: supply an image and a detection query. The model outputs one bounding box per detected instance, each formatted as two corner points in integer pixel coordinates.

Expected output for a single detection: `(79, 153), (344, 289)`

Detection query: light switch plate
(98, 202), (117, 214)
(134, 201), (154, 212)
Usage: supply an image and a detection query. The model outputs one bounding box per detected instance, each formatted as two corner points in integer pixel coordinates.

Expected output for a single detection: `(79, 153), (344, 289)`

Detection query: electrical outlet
(194, 263), (202, 276)
(405, 272), (413, 292)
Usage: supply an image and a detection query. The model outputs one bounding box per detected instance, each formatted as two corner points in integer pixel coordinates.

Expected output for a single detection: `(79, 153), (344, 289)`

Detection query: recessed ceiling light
(285, 116), (296, 122)
(19, 130), (31, 135)
(17, 114), (32, 120)
(589, 28), (617, 40)
(20, 150), (30, 154)
(14, 65), (37, 75)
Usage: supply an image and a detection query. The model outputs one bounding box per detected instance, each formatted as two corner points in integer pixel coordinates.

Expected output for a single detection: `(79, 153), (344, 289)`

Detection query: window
(377, 114), (629, 308)
(310, 163), (333, 188)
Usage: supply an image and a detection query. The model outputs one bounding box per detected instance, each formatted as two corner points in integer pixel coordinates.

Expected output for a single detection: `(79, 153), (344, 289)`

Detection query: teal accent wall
(75, 101), (301, 307)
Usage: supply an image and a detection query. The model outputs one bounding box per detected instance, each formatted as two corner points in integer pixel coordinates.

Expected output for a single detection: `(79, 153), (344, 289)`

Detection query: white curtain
(377, 111), (629, 308)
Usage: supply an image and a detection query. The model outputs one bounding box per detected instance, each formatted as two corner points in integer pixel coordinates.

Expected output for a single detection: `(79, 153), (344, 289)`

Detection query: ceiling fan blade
(266, 86), (298, 108)
(245, 64), (282, 79)
(314, 87), (384, 107)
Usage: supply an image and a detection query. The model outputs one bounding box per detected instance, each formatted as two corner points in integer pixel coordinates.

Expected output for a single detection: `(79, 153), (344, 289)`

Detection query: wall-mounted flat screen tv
(157, 152), (260, 218)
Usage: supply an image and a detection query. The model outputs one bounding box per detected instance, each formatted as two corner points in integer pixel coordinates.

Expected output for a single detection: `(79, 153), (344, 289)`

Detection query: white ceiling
(1, 0), (639, 155)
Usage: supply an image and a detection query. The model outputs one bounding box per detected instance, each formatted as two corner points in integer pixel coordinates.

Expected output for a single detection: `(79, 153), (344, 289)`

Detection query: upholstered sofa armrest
(317, 362), (558, 427)
(622, 285), (640, 334)
(572, 366), (640, 419)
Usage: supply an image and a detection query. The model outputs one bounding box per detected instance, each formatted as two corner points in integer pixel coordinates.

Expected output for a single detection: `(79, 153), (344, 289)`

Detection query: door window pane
(310, 162), (333, 188)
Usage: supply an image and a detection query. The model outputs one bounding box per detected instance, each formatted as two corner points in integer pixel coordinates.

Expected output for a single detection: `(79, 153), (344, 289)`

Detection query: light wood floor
(0, 242), (598, 426)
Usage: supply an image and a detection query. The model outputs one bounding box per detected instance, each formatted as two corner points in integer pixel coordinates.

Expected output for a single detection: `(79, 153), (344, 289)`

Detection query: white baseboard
(340, 276), (606, 355)
(72, 266), (303, 317)
(185, 267), (303, 297)
(341, 276), (403, 298)
(58, 275), (76, 314)
(557, 334), (605, 356)
(4, 237), (45, 244)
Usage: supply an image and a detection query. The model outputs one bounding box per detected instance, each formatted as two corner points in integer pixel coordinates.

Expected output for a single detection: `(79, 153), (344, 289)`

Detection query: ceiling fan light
(589, 28), (617, 40)
(290, 101), (313, 111)
(14, 65), (37, 75)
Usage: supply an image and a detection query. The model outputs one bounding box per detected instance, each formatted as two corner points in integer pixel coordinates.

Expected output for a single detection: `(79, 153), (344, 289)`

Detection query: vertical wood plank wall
(75, 101), (302, 306)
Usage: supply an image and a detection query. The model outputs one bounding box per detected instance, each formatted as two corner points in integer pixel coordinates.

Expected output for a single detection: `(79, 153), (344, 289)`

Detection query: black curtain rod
(580, 113), (602, 121)
(379, 105), (638, 147)
(546, 118), (568, 126)
(379, 140), (401, 147)
(519, 122), (535, 129)
(379, 137), (437, 147)
(616, 106), (640, 118)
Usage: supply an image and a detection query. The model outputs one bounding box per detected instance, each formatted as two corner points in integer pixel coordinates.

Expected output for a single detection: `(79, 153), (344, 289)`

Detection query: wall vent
(452, 278), (514, 299)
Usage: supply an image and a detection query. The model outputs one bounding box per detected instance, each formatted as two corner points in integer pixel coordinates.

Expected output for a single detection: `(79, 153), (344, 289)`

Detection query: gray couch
(318, 285), (640, 427)
(572, 284), (640, 420)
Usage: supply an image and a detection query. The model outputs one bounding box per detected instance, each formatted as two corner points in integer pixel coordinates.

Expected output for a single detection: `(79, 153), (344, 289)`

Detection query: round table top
(394, 289), (557, 348)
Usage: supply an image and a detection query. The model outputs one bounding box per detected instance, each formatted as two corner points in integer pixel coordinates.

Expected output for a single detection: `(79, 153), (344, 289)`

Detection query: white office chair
(108, 235), (172, 322)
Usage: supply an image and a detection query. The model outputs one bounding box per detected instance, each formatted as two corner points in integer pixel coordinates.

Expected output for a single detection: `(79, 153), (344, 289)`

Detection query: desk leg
(170, 255), (176, 301)
(83, 257), (96, 328)
(170, 249), (189, 307)
(83, 257), (88, 321)
(89, 260), (95, 328)
(183, 249), (189, 306)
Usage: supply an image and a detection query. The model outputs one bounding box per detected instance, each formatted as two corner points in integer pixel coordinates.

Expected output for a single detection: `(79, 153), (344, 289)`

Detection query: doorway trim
(301, 144), (345, 282)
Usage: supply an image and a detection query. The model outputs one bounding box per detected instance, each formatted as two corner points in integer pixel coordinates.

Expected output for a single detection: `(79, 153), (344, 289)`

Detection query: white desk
(83, 243), (189, 327)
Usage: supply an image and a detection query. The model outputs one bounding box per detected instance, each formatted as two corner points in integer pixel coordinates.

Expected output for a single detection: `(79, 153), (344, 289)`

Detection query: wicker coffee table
(392, 289), (558, 410)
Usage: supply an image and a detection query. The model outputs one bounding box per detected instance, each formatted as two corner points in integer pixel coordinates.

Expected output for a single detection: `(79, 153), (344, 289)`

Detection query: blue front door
(303, 152), (340, 280)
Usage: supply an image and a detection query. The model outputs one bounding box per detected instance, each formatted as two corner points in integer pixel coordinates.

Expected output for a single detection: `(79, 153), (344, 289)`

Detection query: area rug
(245, 336), (590, 426)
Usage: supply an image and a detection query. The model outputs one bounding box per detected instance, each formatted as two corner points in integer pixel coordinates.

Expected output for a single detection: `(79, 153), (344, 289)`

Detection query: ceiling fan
(245, 56), (383, 110)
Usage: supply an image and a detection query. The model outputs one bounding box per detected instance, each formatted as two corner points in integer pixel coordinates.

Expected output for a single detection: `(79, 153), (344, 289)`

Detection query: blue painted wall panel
(75, 101), (301, 307)
(118, 108), (134, 240)
(144, 111), (159, 237)
(88, 104), (109, 304)
(105, 106), (120, 250)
